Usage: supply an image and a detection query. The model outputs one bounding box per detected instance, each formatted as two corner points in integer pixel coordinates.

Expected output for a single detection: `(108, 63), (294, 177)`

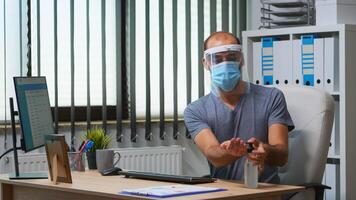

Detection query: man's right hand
(220, 138), (247, 158)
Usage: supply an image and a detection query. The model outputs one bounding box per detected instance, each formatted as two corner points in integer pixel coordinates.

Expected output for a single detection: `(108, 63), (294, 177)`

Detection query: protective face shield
(204, 44), (243, 67)
(204, 44), (248, 95)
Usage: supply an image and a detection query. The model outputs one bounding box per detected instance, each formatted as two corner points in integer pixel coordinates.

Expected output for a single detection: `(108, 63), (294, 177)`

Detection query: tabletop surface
(0, 171), (304, 200)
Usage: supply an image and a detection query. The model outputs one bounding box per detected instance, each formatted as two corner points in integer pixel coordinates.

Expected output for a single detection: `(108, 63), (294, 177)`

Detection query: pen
(78, 140), (89, 155)
(78, 141), (85, 152)
(79, 140), (94, 155)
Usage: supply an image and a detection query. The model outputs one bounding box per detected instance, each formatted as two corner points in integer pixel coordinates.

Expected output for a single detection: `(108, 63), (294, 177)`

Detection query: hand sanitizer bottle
(244, 143), (258, 188)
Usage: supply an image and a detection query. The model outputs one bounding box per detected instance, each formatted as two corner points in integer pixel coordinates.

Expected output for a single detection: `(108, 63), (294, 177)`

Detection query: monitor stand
(8, 97), (48, 180)
(9, 172), (48, 180)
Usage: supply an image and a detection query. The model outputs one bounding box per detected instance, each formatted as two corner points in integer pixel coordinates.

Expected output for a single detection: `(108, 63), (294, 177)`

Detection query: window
(0, 0), (128, 125)
(29, 0), (127, 124)
(1, 0), (246, 140)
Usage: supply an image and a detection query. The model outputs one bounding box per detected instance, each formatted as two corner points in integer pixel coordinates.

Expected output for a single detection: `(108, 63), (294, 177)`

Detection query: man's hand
(194, 129), (247, 167)
(247, 137), (268, 175)
(220, 138), (247, 158)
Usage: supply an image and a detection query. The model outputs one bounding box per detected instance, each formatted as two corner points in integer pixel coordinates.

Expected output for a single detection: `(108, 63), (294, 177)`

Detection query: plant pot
(86, 152), (97, 169)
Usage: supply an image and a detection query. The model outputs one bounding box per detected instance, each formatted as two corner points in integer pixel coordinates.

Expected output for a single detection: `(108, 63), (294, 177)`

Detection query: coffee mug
(96, 149), (121, 171)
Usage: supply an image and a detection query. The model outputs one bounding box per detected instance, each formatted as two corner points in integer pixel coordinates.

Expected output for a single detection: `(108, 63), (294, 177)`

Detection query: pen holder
(68, 152), (85, 172)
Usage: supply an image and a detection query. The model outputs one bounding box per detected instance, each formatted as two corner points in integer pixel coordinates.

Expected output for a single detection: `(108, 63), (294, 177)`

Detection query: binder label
(301, 35), (315, 86)
(262, 37), (274, 85)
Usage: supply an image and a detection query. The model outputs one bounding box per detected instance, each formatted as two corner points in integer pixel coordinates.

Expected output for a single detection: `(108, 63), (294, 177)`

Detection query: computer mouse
(100, 167), (122, 176)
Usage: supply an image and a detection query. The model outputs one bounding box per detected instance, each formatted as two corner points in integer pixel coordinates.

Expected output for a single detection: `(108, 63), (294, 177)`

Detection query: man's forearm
(263, 143), (288, 166)
(205, 145), (240, 168)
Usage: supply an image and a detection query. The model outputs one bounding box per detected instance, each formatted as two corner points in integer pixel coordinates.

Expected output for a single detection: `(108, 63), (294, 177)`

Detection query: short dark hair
(203, 32), (241, 51)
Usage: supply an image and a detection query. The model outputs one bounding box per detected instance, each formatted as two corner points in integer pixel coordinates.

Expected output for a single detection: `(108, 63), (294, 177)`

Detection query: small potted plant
(82, 126), (112, 169)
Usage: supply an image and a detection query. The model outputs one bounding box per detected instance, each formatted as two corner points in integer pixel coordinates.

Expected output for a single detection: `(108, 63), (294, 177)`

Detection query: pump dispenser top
(247, 143), (254, 153)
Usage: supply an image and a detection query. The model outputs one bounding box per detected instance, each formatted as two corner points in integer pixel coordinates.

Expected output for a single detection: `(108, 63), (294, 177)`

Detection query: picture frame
(44, 134), (72, 184)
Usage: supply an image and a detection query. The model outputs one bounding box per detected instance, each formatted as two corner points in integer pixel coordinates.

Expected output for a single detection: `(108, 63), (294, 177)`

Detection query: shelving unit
(242, 24), (356, 200)
(260, 0), (315, 29)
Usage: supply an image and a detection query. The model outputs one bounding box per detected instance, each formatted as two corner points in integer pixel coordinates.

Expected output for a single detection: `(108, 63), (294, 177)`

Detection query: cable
(0, 147), (22, 160)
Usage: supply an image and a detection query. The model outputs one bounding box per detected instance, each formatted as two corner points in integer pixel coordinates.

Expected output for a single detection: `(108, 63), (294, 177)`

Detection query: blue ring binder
(262, 37), (274, 85)
(301, 34), (315, 86)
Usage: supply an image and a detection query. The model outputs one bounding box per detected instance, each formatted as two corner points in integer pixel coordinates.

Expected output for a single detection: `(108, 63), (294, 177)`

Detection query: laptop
(118, 171), (216, 184)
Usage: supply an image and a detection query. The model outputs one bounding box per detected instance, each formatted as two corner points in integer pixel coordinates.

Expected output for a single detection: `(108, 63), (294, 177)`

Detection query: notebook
(120, 184), (226, 198)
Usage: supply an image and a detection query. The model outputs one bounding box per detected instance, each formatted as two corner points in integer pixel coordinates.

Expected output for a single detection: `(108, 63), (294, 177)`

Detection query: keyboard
(118, 171), (216, 184)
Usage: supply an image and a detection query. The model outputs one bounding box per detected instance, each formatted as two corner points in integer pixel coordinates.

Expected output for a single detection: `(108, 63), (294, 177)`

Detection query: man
(184, 32), (294, 183)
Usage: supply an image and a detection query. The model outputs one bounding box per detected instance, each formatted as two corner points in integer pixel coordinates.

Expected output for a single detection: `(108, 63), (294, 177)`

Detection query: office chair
(277, 86), (335, 200)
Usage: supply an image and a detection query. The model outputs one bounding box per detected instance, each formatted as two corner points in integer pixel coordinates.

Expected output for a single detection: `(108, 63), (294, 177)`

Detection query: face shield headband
(204, 44), (243, 67)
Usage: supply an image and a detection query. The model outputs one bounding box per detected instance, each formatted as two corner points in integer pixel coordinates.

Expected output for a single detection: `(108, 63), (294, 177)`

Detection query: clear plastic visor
(204, 44), (243, 67)
(206, 51), (243, 67)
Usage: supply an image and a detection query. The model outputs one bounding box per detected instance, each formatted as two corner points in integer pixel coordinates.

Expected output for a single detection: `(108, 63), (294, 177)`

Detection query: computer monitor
(8, 77), (54, 179)
(14, 77), (55, 152)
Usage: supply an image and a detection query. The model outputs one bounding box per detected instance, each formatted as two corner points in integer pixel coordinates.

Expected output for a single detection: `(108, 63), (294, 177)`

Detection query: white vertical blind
(135, 0), (147, 118)
(57, 0), (71, 106)
(163, 0), (174, 118)
(0, 0), (25, 122)
(216, 0), (222, 31)
(73, 0), (88, 107)
(88, 0), (103, 106)
(31, 0), (38, 76)
(105, 0), (117, 106)
(177, 1), (188, 116)
(0, 0), (5, 121)
(190, 0), (199, 106)
(204, 0), (211, 95)
(6, 0), (21, 114)
(40, 0), (55, 103)
(148, 0), (160, 118)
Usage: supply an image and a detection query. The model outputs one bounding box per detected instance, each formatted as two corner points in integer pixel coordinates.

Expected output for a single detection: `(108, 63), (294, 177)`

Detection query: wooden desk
(0, 171), (304, 200)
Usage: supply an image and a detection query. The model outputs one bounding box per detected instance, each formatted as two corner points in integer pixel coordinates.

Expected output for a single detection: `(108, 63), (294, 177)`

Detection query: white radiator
(5, 153), (48, 173)
(5, 146), (183, 175)
(114, 146), (183, 175)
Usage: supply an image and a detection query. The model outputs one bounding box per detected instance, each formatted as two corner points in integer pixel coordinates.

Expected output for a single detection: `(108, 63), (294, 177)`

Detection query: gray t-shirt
(184, 83), (294, 183)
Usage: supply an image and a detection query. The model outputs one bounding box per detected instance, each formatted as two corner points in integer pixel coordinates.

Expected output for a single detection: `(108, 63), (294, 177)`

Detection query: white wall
(247, 0), (262, 31)
(0, 122), (210, 176)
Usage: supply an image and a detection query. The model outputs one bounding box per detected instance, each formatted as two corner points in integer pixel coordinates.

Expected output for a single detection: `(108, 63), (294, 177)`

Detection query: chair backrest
(277, 86), (334, 185)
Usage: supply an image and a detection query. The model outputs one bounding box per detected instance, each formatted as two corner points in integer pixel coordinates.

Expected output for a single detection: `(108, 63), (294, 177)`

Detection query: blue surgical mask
(211, 61), (241, 92)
